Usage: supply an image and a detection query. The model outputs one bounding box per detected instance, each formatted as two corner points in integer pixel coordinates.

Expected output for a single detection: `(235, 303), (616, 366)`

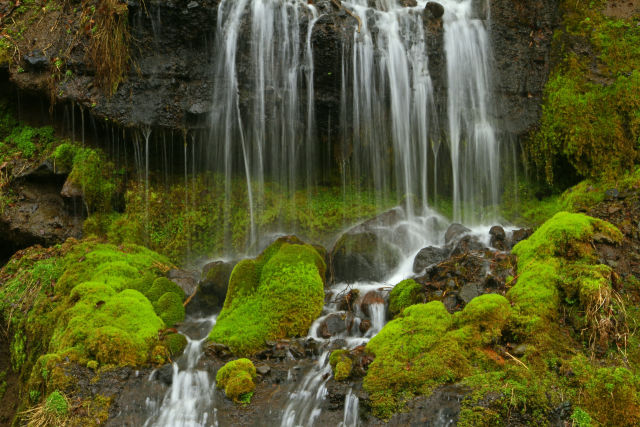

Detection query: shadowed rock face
(3, 0), (557, 144)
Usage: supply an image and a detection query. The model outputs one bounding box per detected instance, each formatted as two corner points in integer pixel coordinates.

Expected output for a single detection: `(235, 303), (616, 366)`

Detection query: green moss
(163, 333), (188, 357)
(154, 292), (185, 327)
(64, 146), (119, 214)
(453, 294), (512, 345)
(329, 350), (353, 381)
(45, 390), (68, 416)
(145, 277), (185, 303)
(571, 407), (593, 427)
(388, 279), (424, 318)
(528, 1), (640, 184)
(102, 173), (395, 263)
(209, 238), (325, 355)
(216, 358), (257, 403)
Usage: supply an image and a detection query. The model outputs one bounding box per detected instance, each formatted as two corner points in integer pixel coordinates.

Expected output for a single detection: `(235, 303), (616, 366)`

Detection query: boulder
(167, 269), (199, 296)
(489, 225), (507, 250)
(510, 228), (533, 249)
(316, 312), (355, 339)
(425, 1), (445, 19)
(185, 260), (235, 317)
(444, 223), (471, 245)
(331, 230), (402, 283)
(413, 246), (448, 273)
(360, 290), (385, 318)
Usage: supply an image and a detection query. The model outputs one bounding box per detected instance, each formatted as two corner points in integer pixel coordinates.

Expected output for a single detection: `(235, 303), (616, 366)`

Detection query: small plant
(21, 390), (69, 427)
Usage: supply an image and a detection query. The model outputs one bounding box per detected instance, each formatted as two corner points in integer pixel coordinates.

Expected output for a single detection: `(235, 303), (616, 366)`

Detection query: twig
(505, 351), (529, 370)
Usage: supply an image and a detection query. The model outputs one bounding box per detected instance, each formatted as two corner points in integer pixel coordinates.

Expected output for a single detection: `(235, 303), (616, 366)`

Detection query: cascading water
(208, 0), (502, 251)
(144, 316), (218, 427)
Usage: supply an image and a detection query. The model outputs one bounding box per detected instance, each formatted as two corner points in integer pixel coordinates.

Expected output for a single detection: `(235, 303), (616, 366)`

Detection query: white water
(144, 316), (218, 427)
(207, 0), (503, 252)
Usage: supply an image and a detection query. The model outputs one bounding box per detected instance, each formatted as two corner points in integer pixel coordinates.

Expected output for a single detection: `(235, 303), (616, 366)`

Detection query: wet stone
(459, 283), (480, 304)
(413, 246), (448, 273)
(360, 290), (385, 317)
(489, 225), (507, 250)
(155, 364), (173, 386)
(444, 223), (471, 245)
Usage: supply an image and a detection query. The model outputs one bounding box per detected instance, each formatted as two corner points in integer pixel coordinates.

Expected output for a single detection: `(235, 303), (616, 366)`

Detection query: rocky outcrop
(490, 0), (559, 140)
(0, 160), (83, 264)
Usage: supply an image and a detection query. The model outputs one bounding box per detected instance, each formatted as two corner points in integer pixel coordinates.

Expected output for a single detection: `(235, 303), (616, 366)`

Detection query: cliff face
(2, 0), (557, 141)
(490, 0), (559, 140)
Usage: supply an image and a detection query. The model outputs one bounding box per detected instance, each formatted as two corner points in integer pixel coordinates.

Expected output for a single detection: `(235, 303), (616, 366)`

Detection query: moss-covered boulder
(388, 279), (424, 318)
(364, 295), (512, 419)
(216, 358), (257, 404)
(208, 237), (325, 355)
(508, 211), (622, 348)
(329, 350), (353, 381)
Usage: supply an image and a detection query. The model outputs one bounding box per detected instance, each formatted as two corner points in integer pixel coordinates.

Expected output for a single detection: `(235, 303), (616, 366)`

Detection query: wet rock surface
(0, 161), (83, 263)
(185, 260), (235, 317)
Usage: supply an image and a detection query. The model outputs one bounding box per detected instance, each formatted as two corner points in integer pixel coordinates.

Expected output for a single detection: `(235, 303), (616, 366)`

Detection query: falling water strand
(144, 317), (218, 427)
(341, 389), (359, 427)
(280, 352), (332, 427)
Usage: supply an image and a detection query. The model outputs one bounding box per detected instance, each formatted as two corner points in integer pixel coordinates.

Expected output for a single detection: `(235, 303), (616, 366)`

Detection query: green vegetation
(501, 167), (640, 226)
(329, 350), (353, 381)
(52, 142), (120, 214)
(388, 279), (423, 318)
(365, 212), (639, 424)
(22, 390), (70, 426)
(100, 174), (395, 263)
(0, 237), (181, 424)
(527, 0), (640, 185)
(216, 358), (257, 404)
(208, 237), (325, 355)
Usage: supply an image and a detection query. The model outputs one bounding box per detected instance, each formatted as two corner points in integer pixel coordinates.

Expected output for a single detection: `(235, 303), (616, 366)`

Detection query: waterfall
(144, 316), (218, 427)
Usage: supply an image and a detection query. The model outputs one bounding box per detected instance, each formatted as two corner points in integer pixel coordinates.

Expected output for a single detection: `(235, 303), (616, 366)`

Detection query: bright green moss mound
(364, 296), (511, 419)
(209, 237), (325, 355)
(329, 350), (353, 381)
(388, 279), (423, 318)
(0, 238), (176, 386)
(508, 212), (622, 335)
(216, 358), (257, 403)
(45, 390), (68, 416)
(154, 292), (185, 327)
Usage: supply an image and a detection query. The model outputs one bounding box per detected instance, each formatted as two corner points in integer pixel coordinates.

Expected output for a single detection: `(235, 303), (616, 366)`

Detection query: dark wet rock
(0, 165), (83, 262)
(317, 312), (355, 339)
(360, 290), (385, 318)
(155, 364), (174, 386)
(336, 288), (360, 312)
(510, 227), (533, 249)
(424, 1), (445, 19)
(331, 228), (402, 283)
(400, 0), (418, 7)
(458, 283), (480, 304)
(359, 318), (371, 334)
(490, 0), (559, 143)
(255, 363), (271, 376)
(489, 225), (507, 250)
(413, 246), (448, 273)
(444, 223), (471, 245)
(605, 188), (619, 200)
(167, 268), (199, 296)
(23, 49), (49, 70)
(186, 260), (235, 317)
(205, 342), (233, 360)
(60, 177), (83, 199)
(450, 234), (486, 256)
(384, 384), (468, 426)
(416, 248), (516, 313)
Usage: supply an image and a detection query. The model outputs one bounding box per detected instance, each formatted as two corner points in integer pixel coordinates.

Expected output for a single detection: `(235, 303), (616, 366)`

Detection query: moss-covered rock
(388, 279), (424, 318)
(216, 358), (257, 404)
(329, 350), (353, 381)
(208, 237), (325, 355)
(154, 292), (185, 327)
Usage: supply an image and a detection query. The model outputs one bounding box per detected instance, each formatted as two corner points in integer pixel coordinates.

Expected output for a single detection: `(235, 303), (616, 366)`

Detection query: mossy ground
(0, 238), (183, 424)
(97, 173), (396, 263)
(365, 212), (640, 425)
(215, 358), (257, 404)
(208, 237), (325, 355)
(388, 279), (424, 318)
